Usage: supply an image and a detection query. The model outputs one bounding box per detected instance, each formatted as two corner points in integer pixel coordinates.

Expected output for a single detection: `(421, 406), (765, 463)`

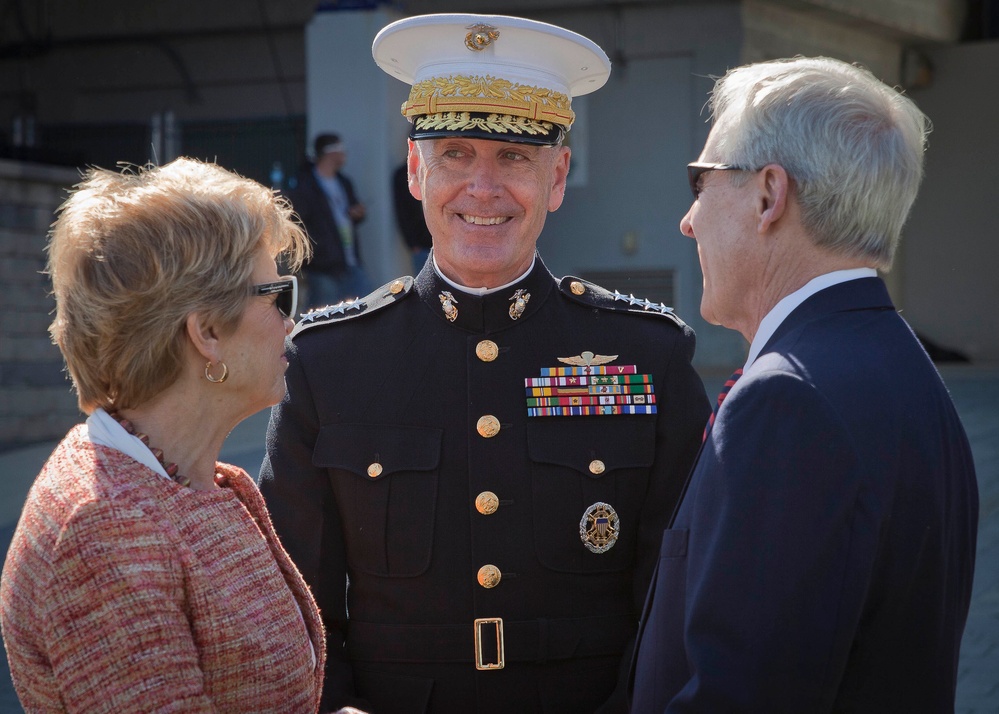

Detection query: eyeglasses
(251, 275), (298, 319)
(687, 162), (747, 200)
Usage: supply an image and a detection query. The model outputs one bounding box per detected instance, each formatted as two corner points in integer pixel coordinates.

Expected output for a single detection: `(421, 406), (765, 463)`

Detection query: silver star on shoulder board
(331, 299), (364, 315)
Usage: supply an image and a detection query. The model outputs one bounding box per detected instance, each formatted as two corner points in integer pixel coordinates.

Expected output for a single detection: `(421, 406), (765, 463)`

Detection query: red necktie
(703, 368), (743, 442)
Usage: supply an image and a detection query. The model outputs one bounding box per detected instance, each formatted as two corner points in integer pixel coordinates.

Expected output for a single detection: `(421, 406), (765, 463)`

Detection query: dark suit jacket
(287, 164), (364, 274)
(629, 277), (979, 713)
(260, 257), (710, 713)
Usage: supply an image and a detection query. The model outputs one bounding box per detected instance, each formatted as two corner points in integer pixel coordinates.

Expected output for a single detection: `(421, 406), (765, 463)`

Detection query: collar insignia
(439, 290), (459, 322)
(508, 289), (530, 320)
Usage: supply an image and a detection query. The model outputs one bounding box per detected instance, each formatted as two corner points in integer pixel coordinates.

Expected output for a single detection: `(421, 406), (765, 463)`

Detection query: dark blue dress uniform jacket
(260, 257), (709, 713)
(628, 277), (979, 713)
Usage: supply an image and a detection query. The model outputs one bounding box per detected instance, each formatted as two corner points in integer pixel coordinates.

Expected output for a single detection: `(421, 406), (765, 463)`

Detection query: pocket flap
(313, 423), (443, 479)
(527, 418), (655, 477)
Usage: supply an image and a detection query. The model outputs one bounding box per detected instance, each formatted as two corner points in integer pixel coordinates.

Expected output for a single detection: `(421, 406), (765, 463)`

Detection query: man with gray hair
(628, 56), (979, 712)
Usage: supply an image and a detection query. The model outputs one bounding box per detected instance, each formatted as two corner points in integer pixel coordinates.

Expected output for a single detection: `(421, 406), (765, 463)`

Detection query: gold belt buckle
(473, 617), (505, 670)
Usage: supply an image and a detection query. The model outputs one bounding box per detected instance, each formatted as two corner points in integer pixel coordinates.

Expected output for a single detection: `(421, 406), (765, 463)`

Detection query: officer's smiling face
(409, 136), (570, 288)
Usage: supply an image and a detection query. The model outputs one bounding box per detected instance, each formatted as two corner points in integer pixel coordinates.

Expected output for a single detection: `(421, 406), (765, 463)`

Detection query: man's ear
(547, 146), (571, 212)
(186, 312), (220, 364)
(407, 140), (423, 201)
(757, 163), (790, 234)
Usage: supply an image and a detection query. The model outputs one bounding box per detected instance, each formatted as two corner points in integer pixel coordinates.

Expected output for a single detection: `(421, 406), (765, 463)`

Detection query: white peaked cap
(372, 13), (611, 144)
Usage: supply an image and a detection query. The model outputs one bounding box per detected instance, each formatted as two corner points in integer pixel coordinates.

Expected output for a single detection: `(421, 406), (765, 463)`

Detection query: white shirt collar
(85, 407), (172, 481)
(745, 268), (878, 370)
(432, 254), (536, 296)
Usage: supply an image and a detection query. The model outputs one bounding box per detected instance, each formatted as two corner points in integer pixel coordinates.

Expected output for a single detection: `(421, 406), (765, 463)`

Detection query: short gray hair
(48, 158), (310, 413)
(707, 56), (929, 270)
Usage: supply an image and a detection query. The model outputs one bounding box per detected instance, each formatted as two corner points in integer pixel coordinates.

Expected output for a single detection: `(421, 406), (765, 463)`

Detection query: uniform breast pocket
(314, 423), (443, 577)
(527, 418), (656, 574)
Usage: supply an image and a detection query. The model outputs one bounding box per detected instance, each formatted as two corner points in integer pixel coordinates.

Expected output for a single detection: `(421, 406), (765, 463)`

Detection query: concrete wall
(902, 41), (999, 363)
(535, 4), (750, 368)
(0, 160), (81, 450)
(303, 7), (415, 288)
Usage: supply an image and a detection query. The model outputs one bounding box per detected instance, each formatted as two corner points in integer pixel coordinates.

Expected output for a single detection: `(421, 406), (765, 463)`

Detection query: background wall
(903, 41), (999, 364)
(304, 8), (415, 287)
(0, 160), (81, 446)
(1, 0), (997, 448)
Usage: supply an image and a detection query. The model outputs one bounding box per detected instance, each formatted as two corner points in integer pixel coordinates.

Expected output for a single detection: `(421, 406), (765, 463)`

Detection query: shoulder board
(558, 276), (687, 329)
(291, 276), (414, 338)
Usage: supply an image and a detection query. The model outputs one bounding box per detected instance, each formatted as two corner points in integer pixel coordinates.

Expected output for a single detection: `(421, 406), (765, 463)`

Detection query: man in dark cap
(261, 14), (710, 713)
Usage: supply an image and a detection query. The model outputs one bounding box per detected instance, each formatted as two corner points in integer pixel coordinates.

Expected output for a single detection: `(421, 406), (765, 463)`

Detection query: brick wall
(0, 159), (82, 451)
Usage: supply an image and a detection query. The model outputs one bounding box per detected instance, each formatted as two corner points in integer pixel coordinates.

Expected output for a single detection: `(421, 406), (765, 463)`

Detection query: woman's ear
(185, 312), (221, 363)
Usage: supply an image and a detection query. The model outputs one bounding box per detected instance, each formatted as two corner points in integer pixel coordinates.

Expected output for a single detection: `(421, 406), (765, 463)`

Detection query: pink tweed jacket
(1, 425), (325, 713)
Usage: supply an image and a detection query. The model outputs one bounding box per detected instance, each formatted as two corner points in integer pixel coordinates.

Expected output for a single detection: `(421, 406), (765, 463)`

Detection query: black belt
(346, 614), (635, 668)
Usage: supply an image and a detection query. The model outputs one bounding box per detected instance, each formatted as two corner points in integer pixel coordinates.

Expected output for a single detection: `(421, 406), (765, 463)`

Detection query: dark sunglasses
(251, 275), (298, 319)
(687, 162), (748, 200)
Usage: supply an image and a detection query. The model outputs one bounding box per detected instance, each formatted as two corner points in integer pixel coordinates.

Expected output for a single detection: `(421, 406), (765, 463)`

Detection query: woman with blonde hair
(1, 158), (325, 712)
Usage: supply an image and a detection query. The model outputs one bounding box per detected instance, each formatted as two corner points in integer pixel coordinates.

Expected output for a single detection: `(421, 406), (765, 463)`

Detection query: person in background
(392, 159), (433, 273)
(628, 56), (979, 713)
(261, 14), (709, 714)
(288, 133), (371, 308)
(0, 158), (326, 713)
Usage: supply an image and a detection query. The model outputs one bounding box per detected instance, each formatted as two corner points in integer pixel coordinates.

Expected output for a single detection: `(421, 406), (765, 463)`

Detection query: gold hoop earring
(205, 361), (229, 384)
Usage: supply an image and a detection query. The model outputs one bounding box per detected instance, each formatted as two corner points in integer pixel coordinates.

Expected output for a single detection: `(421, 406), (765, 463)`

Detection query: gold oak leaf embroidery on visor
(415, 112), (556, 136)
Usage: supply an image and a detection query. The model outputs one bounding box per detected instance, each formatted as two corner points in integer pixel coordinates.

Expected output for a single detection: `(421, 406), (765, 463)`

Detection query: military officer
(260, 14), (710, 714)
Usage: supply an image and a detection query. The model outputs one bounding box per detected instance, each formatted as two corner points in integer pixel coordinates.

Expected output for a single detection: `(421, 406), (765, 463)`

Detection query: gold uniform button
(570, 280), (585, 295)
(477, 564), (502, 589)
(475, 340), (499, 362)
(475, 491), (499, 515)
(367, 462), (383, 478)
(389, 280), (405, 294)
(589, 459), (606, 475)
(476, 415), (501, 438)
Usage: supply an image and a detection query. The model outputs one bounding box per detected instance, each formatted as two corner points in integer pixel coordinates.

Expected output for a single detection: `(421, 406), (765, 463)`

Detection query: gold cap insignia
(465, 23), (500, 51)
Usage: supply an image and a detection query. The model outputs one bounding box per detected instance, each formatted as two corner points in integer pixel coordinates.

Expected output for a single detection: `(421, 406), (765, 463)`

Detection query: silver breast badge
(580, 502), (619, 553)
